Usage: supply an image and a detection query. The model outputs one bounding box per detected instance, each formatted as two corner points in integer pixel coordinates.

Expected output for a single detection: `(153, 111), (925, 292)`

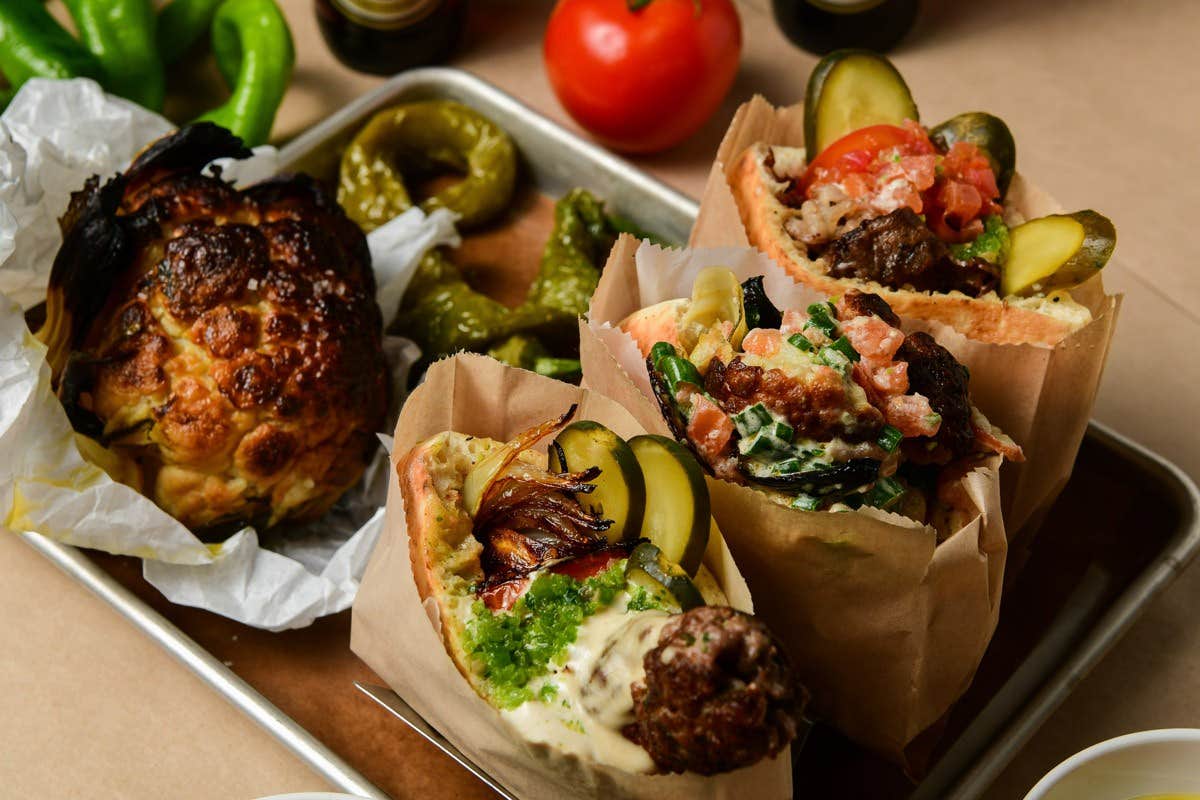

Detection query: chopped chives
(877, 425), (903, 452)
(788, 332), (814, 352)
(827, 335), (860, 363)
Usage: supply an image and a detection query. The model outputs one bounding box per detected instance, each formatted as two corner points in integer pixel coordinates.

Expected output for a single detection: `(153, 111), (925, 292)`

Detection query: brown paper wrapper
(690, 96), (1121, 542)
(579, 237), (1006, 766)
(350, 353), (791, 799)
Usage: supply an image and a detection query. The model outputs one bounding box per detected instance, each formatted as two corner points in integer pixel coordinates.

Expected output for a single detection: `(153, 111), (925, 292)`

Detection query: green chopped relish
(463, 561), (627, 709)
(950, 214), (1010, 265)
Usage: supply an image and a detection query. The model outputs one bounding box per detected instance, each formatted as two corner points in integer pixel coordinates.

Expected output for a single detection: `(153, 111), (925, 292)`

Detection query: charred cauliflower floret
(41, 124), (389, 533)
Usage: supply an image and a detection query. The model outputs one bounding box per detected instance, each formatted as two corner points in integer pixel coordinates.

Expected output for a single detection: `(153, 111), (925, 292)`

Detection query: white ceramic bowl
(1025, 729), (1200, 800)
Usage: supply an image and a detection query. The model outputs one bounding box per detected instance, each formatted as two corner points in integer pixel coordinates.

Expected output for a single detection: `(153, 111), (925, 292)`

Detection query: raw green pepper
(338, 100), (518, 233)
(0, 0), (103, 103)
(62, 0), (165, 111)
(195, 0), (294, 147)
(157, 0), (223, 63)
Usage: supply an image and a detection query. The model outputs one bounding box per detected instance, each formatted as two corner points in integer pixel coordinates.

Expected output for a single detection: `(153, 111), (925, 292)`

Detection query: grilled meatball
(826, 208), (999, 296)
(49, 125), (389, 533)
(630, 606), (801, 775)
(896, 332), (974, 459)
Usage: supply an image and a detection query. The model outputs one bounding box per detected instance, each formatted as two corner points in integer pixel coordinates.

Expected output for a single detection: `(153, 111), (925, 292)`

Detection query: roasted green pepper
(156, 0), (223, 63)
(0, 0), (103, 103)
(394, 189), (619, 365)
(338, 100), (517, 233)
(195, 0), (294, 147)
(62, 0), (165, 111)
(525, 188), (618, 323)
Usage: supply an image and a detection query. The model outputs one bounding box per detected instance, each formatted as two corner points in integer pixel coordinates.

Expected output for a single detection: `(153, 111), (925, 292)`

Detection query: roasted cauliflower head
(41, 124), (389, 534)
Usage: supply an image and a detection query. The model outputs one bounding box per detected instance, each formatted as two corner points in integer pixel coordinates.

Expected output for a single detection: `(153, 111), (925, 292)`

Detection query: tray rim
(20, 66), (1200, 800)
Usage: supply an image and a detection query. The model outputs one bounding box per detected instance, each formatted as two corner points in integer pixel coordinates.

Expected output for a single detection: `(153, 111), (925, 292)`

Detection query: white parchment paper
(0, 79), (447, 629)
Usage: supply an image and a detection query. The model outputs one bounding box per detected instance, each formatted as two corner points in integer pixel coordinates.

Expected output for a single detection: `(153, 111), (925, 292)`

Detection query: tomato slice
(801, 123), (923, 192)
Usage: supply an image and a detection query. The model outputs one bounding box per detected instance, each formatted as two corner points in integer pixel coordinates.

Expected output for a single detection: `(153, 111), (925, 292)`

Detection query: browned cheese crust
(77, 164), (388, 531)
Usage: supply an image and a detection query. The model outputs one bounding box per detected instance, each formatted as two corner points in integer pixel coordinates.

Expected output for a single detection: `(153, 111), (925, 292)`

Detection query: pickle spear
(804, 49), (919, 162)
(549, 421), (646, 544)
(628, 434), (710, 576)
(1002, 210), (1116, 297)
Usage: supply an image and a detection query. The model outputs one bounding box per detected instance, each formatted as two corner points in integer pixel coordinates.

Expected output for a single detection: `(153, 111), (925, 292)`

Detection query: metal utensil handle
(355, 682), (519, 800)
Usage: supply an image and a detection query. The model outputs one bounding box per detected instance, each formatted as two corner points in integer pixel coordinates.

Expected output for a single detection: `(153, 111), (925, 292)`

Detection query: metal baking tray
(24, 68), (1200, 799)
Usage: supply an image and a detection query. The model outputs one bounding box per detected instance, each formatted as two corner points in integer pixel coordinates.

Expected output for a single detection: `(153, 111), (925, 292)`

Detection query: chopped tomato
(800, 121), (934, 194)
(923, 141), (1002, 242)
(479, 577), (530, 611)
(780, 309), (806, 335)
(742, 327), (783, 357)
(687, 395), (735, 461)
(550, 549), (625, 581)
(841, 316), (904, 366)
(872, 363), (909, 395)
(885, 393), (940, 437)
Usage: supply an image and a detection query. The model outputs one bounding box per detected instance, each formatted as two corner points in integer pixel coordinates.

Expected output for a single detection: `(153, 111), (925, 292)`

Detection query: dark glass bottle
(315, 0), (469, 75)
(771, 0), (918, 55)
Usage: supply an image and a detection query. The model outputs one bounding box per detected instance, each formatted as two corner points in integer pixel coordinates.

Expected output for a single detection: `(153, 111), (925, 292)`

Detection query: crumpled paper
(0, 79), (448, 629)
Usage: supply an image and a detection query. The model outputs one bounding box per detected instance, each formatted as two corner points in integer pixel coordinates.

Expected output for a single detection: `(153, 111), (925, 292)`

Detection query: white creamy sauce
(500, 594), (671, 774)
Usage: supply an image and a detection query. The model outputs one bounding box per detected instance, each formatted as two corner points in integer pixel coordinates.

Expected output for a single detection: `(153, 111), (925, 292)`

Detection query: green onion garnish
(791, 494), (822, 511)
(827, 335), (860, 363)
(804, 302), (839, 338)
(649, 341), (677, 369)
(863, 476), (906, 510)
(788, 332), (814, 352)
(877, 425), (903, 452)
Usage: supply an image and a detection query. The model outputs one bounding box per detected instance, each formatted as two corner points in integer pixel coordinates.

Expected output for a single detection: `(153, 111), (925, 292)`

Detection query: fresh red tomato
(800, 122), (933, 193)
(543, 0), (742, 154)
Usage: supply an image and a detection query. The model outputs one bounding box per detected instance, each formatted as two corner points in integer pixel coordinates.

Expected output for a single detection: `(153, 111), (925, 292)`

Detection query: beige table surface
(10, 0), (1200, 798)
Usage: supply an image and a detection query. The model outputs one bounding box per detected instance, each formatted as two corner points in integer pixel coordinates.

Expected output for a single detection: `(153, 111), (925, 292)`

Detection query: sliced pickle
(679, 266), (747, 353)
(804, 49), (919, 163)
(628, 434), (710, 576)
(548, 420), (646, 544)
(625, 542), (705, 612)
(1002, 210), (1116, 297)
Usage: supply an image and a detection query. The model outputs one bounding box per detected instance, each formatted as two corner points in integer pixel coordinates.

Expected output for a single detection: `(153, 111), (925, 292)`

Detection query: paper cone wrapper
(580, 237), (1006, 765)
(351, 353), (791, 799)
(690, 96), (1121, 543)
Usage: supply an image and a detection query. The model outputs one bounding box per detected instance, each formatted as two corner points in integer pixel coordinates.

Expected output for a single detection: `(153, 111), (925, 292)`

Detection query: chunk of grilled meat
(896, 332), (975, 460)
(826, 208), (999, 297)
(630, 606), (802, 775)
(705, 357), (884, 443)
(44, 124), (389, 533)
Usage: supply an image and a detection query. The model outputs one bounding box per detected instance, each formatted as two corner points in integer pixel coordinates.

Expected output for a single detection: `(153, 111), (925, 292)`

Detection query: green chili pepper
(487, 334), (550, 371)
(62, 0), (165, 111)
(194, 0), (294, 148)
(338, 100), (517, 233)
(394, 189), (623, 367)
(525, 188), (619, 321)
(0, 0), (103, 104)
(156, 0), (223, 63)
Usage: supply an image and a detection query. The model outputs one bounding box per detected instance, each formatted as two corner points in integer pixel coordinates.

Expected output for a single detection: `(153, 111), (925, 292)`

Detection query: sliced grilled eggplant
(740, 275), (783, 330)
(739, 456), (881, 495)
